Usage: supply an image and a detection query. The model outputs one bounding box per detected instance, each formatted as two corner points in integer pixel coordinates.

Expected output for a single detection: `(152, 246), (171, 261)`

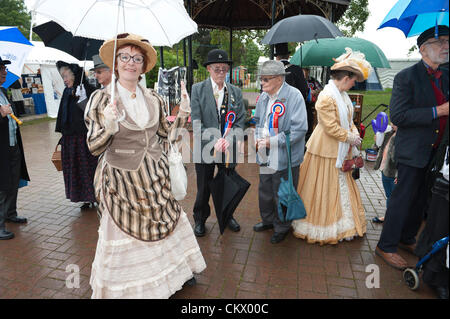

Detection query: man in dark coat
(274, 43), (308, 101)
(191, 49), (246, 237)
(376, 26), (449, 272)
(0, 57), (30, 240)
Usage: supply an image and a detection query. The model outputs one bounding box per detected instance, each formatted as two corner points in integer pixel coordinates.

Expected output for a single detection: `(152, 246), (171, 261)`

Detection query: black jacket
(390, 61), (449, 168)
(280, 60), (308, 101)
(55, 70), (95, 136)
(0, 87), (30, 190)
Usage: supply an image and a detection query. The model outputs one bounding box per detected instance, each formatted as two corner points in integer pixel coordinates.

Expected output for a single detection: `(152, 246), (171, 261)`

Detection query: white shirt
(441, 146), (449, 181)
(117, 82), (149, 129)
(211, 78), (225, 115)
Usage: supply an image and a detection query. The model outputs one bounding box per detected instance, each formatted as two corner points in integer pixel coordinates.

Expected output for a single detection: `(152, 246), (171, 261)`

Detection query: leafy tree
(0, 0), (34, 39)
(336, 0), (370, 37)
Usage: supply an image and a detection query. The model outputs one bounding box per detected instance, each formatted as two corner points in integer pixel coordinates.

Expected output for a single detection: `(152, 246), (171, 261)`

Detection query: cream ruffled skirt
(90, 210), (206, 299)
(291, 152), (366, 245)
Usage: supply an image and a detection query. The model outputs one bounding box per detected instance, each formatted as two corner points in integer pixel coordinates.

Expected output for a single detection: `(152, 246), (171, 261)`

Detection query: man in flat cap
(191, 49), (246, 237)
(376, 25), (449, 288)
(253, 60), (308, 244)
(91, 54), (112, 88)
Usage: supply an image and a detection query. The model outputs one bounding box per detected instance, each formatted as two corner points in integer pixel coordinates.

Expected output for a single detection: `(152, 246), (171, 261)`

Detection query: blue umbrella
(378, 0), (449, 37)
(0, 27), (34, 88)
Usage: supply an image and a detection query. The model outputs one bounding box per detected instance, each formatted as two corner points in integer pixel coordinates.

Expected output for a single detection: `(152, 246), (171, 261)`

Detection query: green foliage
(352, 89), (392, 150)
(336, 0), (370, 37)
(0, 0), (34, 39)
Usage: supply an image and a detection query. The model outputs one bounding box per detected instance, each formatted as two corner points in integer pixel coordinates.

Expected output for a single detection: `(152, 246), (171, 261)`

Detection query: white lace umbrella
(31, 0), (197, 102)
(31, 0), (197, 47)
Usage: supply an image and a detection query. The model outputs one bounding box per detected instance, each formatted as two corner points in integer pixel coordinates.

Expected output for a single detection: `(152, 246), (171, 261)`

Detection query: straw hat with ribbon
(99, 33), (157, 74)
(330, 47), (372, 82)
(99, 33), (157, 102)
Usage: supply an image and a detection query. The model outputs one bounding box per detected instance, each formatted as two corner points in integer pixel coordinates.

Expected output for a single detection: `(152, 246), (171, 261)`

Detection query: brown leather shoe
(398, 242), (417, 255)
(375, 247), (408, 270)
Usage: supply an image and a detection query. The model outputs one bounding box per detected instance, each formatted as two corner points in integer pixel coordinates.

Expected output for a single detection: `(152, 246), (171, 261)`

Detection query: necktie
(427, 67), (443, 88)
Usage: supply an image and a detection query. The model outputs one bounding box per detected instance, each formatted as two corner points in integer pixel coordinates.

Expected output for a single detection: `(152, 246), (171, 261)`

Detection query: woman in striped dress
(85, 33), (206, 298)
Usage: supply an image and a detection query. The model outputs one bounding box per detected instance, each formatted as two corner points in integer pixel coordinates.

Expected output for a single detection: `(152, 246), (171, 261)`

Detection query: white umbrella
(31, 0), (197, 47)
(31, 0), (197, 102)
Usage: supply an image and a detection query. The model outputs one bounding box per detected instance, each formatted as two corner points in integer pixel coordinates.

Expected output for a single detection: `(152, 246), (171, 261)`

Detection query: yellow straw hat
(330, 47), (371, 82)
(99, 33), (157, 74)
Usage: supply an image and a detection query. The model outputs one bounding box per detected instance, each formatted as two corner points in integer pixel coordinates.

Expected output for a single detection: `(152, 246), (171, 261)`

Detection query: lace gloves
(179, 81), (190, 113)
(346, 132), (362, 147)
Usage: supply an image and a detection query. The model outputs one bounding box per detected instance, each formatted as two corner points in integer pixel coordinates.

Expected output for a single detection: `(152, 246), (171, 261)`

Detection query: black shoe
(428, 284), (449, 299)
(80, 202), (91, 209)
(372, 216), (384, 223)
(194, 222), (206, 237)
(6, 216), (27, 224)
(253, 222), (274, 232)
(270, 231), (289, 244)
(228, 217), (241, 232)
(183, 277), (197, 287)
(0, 230), (14, 240)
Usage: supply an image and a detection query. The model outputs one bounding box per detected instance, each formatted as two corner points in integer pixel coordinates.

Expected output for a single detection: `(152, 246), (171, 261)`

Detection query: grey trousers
(0, 145), (21, 231)
(258, 165), (300, 233)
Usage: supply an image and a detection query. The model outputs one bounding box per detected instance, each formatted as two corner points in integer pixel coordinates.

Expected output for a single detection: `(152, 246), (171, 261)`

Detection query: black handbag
(352, 167), (360, 180)
(432, 176), (449, 201)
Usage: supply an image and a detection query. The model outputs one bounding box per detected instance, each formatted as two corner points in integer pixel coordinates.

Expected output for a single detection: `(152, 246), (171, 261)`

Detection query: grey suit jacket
(191, 78), (245, 164)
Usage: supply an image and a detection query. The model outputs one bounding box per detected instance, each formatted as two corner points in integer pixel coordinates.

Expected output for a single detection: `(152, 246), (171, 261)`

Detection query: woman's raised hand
(179, 80), (190, 111)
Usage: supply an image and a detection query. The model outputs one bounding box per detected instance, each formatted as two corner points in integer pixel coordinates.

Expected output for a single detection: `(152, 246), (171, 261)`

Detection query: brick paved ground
(0, 120), (436, 299)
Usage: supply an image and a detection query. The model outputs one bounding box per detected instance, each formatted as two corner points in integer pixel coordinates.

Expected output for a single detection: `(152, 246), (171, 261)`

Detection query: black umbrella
(209, 167), (250, 234)
(261, 14), (343, 45)
(32, 21), (103, 61)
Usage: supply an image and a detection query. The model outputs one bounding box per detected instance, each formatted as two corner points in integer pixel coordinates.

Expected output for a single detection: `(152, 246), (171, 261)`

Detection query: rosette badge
(269, 101), (285, 136)
(223, 110), (236, 137)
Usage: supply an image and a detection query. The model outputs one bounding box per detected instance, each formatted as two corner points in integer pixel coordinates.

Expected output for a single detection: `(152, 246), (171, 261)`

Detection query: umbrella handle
(10, 113), (23, 125)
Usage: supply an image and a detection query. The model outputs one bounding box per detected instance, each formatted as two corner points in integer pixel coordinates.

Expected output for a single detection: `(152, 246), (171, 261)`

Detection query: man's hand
(256, 137), (270, 149)
(436, 101), (449, 117)
(0, 104), (12, 118)
(214, 138), (230, 153)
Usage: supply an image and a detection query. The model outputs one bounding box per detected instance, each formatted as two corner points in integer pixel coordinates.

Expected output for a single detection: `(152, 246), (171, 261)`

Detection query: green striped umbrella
(290, 37), (391, 68)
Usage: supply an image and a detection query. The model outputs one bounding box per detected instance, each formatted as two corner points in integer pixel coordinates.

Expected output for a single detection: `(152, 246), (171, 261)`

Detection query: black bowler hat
(203, 49), (232, 67)
(274, 43), (290, 56)
(417, 25), (449, 48)
(0, 57), (11, 66)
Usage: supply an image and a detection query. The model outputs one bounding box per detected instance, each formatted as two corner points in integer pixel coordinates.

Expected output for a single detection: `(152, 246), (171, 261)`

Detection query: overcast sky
(356, 0), (421, 60)
(25, 0), (422, 60)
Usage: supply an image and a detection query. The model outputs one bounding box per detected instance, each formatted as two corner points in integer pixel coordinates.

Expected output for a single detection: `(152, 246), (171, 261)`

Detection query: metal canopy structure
(190, 0), (350, 29)
(177, 0), (351, 91)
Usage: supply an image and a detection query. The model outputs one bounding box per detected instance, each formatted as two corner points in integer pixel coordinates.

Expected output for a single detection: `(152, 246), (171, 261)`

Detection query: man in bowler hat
(0, 57), (30, 240)
(375, 25), (449, 290)
(190, 49), (246, 237)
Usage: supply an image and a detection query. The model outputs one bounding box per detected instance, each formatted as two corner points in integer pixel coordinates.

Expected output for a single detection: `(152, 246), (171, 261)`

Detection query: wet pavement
(0, 119), (436, 299)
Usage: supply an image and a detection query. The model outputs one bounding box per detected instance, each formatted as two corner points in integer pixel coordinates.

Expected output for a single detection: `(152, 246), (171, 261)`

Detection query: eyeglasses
(212, 67), (229, 74)
(425, 38), (449, 47)
(260, 76), (277, 83)
(117, 53), (145, 64)
(0, 66), (8, 72)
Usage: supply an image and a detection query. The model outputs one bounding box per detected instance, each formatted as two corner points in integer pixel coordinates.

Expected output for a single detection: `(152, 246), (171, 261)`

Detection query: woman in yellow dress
(292, 49), (371, 245)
